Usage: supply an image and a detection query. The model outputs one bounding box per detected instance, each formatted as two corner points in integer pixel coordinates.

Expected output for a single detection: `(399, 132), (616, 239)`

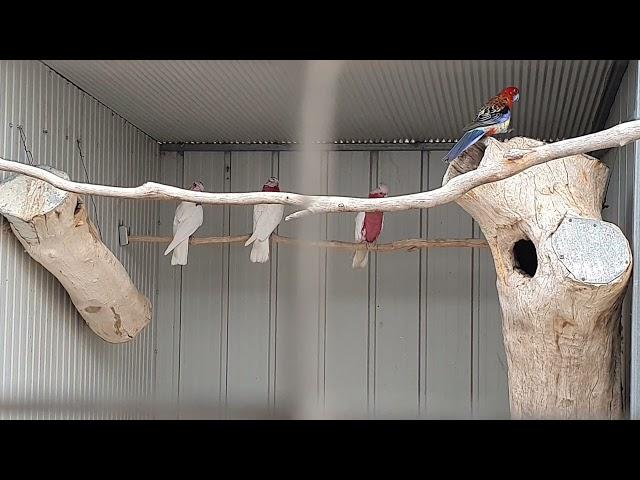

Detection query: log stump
(444, 137), (632, 419)
(0, 166), (152, 343)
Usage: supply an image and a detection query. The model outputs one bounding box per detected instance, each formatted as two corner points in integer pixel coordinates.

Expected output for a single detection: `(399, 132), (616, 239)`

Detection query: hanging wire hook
(76, 139), (103, 238)
(17, 125), (35, 165)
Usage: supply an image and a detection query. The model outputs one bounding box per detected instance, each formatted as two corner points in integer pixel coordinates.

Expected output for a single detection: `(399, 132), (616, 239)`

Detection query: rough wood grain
(0, 167), (152, 343)
(444, 137), (633, 419)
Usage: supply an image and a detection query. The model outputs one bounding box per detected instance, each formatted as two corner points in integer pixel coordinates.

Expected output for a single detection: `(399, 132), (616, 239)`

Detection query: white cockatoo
(164, 181), (205, 266)
(245, 176), (284, 263)
(352, 183), (389, 269)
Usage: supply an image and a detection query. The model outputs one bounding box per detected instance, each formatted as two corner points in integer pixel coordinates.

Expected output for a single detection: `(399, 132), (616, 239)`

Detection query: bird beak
(514, 93), (520, 102)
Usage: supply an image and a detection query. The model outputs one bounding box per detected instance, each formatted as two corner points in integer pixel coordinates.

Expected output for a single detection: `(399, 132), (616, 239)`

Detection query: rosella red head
(499, 86), (520, 106)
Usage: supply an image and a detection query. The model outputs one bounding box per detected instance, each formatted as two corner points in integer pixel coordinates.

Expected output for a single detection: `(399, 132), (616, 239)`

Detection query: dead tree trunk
(0, 166), (152, 343)
(444, 138), (632, 419)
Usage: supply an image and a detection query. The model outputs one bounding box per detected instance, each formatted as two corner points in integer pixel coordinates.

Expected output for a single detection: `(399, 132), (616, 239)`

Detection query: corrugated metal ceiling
(43, 60), (620, 144)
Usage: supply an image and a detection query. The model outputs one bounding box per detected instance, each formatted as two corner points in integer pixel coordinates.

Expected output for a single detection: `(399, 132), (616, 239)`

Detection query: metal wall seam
(631, 59), (640, 420)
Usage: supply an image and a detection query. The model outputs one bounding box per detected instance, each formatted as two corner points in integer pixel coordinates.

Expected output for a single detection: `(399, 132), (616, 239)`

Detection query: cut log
(0, 165), (152, 343)
(444, 138), (633, 419)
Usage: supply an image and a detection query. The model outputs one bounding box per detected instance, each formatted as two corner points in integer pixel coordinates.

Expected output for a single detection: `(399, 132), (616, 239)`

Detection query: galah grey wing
(164, 201), (204, 255)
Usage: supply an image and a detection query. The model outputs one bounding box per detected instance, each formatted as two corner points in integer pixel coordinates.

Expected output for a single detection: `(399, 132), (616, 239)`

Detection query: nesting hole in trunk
(513, 239), (537, 277)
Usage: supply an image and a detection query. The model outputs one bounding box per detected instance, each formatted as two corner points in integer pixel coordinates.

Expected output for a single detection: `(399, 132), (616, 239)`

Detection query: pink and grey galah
(245, 176), (284, 263)
(164, 181), (205, 266)
(352, 183), (389, 269)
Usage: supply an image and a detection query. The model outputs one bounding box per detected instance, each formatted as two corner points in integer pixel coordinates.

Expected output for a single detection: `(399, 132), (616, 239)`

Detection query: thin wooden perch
(129, 234), (489, 250)
(0, 120), (638, 219)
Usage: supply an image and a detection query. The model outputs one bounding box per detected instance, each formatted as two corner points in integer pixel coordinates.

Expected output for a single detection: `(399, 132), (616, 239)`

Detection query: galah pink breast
(352, 183), (389, 269)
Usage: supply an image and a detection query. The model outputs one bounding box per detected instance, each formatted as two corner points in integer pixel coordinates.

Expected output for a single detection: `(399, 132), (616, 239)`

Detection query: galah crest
(441, 86), (520, 163)
(352, 183), (389, 269)
(164, 181), (205, 266)
(245, 176), (284, 263)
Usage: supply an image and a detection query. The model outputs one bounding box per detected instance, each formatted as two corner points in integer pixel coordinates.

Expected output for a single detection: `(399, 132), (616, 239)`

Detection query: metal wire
(76, 139), (102, 238)
(16, 126), (34, 165)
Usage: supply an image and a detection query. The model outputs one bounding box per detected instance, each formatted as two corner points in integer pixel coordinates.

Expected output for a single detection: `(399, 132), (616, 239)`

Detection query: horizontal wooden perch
(0, 120), (638, 221)
(129, 234), (489, 251)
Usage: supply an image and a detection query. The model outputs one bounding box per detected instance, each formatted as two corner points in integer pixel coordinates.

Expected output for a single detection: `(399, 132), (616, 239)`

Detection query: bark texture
(444, 138), (632, 419)
(0, 166), (152, 343)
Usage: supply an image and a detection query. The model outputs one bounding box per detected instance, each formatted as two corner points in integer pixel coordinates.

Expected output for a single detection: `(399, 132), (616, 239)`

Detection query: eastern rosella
(352, 184), (389, 269)
(441, 86), (520, 163)
(245, 176), (284, 263)
(164, 181), (205, 266)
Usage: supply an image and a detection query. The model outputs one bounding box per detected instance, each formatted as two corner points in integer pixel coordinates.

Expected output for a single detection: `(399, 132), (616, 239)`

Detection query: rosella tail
(441, 129), (486, 163)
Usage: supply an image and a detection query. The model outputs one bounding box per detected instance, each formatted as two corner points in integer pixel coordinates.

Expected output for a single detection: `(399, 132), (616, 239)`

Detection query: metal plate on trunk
(551, 216), (631, 285)
(0, 165), (70, 220)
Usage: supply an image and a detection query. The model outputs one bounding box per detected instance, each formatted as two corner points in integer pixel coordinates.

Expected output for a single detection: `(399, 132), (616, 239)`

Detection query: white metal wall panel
(156, 149), (510, 419)
(324, 151), (371, 417)
(177, 152), (226, 419)
(424, 152), (474, 418)
(473, 225), (510, 419)
(154, 150), (182, 418)
(0, 60), (159, 419)
(602, 61), (638, 418)
(275, 150), (327, 418)
(227, 151), (275, 414)
(374, 151), (422, 418)
(44, 60), (615, 144)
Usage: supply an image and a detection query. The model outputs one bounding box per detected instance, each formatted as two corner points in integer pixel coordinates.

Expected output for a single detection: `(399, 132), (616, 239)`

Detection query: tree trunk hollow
(0, 166), (152, 343)
(444, 138), (632, 419)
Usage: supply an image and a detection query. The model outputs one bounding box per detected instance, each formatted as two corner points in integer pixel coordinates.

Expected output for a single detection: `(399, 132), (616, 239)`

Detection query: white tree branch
(0, 120), (638, 220)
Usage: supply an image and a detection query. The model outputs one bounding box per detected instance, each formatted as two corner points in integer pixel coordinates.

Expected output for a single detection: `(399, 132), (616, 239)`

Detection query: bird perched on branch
(164, 181), (205, 266)
(441, 86), (520, 163)
(352, 183), (389, 269)
(245, 176), (284, 263)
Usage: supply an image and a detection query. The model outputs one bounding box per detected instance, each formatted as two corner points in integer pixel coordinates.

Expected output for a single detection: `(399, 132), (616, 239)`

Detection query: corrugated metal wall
(0, 60), (159, 419)
(602, 60), (638, 418)
(156, 149), (510, 419)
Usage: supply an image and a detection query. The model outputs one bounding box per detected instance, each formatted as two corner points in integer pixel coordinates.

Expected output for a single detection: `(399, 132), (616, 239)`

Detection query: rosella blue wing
(463, 101), (512, 131)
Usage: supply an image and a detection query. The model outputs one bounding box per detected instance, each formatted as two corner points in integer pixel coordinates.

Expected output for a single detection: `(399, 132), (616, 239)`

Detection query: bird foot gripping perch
(0, 165), (152, 343)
